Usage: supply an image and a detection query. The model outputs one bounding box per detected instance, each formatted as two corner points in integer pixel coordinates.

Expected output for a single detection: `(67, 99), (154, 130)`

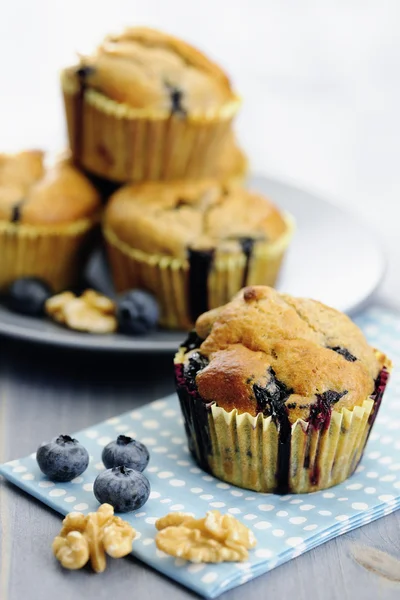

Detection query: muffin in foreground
(61, 27), (240, 183)
(103, 181), (293, 329)
(0, 151), (100, 291)
(174, 286), (391, 493)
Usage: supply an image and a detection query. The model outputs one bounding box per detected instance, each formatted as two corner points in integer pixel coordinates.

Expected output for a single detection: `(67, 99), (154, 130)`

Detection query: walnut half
(155, 510), (256, 563)
(53, 503), (136, 572)
(45, 289), (117, 334)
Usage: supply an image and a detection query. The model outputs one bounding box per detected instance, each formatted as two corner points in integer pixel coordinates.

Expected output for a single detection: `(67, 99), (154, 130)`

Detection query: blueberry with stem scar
(93, 466), (150, 513)
(102, 435), (149, 472)
(36, 435), (89, 482)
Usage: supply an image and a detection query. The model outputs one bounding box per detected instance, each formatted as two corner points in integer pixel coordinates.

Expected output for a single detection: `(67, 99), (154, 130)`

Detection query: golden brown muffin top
(177, 286), (385, 423)
(0, 151), (101, 226)
(67, 27), (236, 113)
(105, 181), (287, 259)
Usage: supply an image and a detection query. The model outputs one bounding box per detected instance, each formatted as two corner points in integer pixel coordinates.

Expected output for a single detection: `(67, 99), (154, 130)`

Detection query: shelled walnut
(155, 510), (256, 563)
(52, 503), (136, 572)
(45, 289), (117, 334)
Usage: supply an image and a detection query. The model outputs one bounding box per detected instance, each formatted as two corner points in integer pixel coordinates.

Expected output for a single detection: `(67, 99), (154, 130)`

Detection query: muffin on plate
(103, 181), (294, 329)
(0, 151), (101, 292)
(175, 286), (391, 493)
(61, 27), (240, 183)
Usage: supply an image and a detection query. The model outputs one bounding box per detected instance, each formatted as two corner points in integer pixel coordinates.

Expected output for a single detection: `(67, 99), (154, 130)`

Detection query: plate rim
(0, 174), (387, 353)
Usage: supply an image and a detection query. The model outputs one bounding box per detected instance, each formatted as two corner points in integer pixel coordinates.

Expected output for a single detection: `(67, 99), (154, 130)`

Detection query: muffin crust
(0, 151), (100, 226)
(179, 286), (382, 424)
(67, 27), (235, 114)
(104, 181), (287, 260)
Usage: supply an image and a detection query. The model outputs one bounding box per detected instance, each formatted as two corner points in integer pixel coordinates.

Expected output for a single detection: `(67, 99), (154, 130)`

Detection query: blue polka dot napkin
(1, 306), (399, 598)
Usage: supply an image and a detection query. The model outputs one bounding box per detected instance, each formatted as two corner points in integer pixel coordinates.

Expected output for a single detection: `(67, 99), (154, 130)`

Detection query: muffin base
(175, 350), (391, 493)
(0, 219), (97, 292)
(104, 214), (294, 330)
(62, 72), (240, 183)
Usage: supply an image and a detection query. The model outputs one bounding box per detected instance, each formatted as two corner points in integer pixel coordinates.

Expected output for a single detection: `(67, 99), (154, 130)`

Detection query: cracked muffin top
(176, 286), (385, 424)
(64, 27), (237, 114)
(0, 151), (100, 226)
(104, 180), (288, 259)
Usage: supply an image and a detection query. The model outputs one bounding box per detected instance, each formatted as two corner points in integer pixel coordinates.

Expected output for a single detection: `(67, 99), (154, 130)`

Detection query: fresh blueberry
(36, 434), (89, 482)
(93, 466), (150, 513)
(116, 290), (159, 335)
(7, 277), (53, 316)
(102, 435), (149, 472)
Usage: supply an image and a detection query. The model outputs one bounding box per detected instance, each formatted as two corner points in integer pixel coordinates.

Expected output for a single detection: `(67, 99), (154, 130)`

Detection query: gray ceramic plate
(0, 175), (386, 352)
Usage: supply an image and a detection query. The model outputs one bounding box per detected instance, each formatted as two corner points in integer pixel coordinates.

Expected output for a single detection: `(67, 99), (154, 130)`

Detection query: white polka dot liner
(1, 306), (400, 599)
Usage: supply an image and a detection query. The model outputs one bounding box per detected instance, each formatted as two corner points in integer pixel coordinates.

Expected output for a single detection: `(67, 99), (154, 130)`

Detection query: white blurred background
(1, 0), (399, 300)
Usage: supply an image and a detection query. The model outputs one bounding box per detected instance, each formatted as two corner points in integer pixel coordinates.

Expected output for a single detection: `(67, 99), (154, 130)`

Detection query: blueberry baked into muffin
(103, 181), (293, 329)
(61, 27), (240, 183)
(175, 286), (391, 493)
(0, 151), (100, 291)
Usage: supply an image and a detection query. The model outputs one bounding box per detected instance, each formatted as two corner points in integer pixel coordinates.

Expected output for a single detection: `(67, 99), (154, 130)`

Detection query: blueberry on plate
(36, 435), (89, 482)
(102, 435), (149, 472)
(7, 277), (53, 316)
(93, 466), (150, 513)
(116, 290), (159, 335)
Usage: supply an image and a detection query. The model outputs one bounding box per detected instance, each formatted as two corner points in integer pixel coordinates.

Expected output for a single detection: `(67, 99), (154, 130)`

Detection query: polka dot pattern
(1, 307), (400, 599)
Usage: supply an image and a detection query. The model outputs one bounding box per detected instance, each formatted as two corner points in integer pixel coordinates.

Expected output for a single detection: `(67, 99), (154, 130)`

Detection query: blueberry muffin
(103, 181), (293, 329)
(175, 286), (391, 493)
(61, 27), (240, 183)
(0, 151), (101, 291)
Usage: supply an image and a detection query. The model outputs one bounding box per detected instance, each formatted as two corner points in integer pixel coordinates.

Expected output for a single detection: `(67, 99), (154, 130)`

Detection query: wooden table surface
(0, 324), (399, 600)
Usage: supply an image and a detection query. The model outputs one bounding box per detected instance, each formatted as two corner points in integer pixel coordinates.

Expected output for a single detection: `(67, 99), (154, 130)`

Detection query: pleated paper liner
(103, 214), (294, 330)
(61, 71), (241, 184)
(0, 218), (98, 292)
(176, 350), (391, 494)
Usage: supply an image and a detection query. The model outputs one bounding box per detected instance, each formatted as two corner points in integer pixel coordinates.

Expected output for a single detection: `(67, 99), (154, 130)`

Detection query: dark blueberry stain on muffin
(183, 352), (209, 393)
(369, 366), (390, 427)
(328, 346), (357, 362)
(76, 65), (96, 80)
(309, 390), (347, 432)
(187, 248), (215, 324)
(307, 389), (347, 485)
(165, 83), (186, 116)
(182, 330), (204, 352)
(11, 200), (24, 223)
(174, 352), (212, 472)
(253, 367), (293, 493)
(238, 237), (255, 287)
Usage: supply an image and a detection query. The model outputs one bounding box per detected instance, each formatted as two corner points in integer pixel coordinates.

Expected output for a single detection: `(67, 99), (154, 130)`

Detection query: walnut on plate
(45, 289), (117, 334)
(155, 510), (256, 563)
(52, 503), (136, 572)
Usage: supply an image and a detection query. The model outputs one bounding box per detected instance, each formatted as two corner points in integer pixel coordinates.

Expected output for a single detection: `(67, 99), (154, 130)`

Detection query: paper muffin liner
(0, 218), (98, 292)
(175, 350), (391, 493)
(61, 71), (241, 184)
(103, 214), (294, 330)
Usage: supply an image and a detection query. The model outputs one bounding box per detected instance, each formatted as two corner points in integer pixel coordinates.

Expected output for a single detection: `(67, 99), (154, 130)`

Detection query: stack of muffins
(0, 27), (293, 331)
